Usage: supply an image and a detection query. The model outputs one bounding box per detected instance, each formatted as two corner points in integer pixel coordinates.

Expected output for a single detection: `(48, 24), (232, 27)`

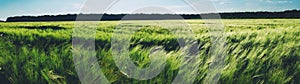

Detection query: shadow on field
(19, 26), (66, 30)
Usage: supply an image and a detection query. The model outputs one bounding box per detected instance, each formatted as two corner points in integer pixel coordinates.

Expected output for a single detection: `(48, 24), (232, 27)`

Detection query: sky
(0, 0), (299, 20)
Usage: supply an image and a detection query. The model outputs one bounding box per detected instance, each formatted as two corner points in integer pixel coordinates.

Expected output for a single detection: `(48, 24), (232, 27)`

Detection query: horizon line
(2, 9), (299, 21)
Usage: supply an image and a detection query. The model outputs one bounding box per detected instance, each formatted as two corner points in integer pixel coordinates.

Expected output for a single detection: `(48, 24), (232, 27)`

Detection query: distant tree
(5, 9), (300, 22)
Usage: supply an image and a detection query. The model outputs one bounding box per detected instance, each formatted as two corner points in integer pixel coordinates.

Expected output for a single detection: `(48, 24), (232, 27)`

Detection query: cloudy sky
(0, 0), (299, 20)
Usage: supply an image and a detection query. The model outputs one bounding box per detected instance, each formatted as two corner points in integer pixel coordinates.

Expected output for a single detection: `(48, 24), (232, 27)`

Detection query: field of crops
(0, 19), (299, 84)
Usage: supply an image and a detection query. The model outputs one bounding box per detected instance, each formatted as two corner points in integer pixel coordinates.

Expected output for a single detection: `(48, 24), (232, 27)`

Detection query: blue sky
(0, 0), (299, 20)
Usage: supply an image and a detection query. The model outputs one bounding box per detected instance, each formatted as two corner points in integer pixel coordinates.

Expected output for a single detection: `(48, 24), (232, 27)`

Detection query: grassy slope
(0, 19), (299, 83)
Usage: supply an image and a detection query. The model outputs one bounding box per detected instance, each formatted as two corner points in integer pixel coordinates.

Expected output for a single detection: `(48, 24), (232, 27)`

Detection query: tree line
(5, 9), (300, 22)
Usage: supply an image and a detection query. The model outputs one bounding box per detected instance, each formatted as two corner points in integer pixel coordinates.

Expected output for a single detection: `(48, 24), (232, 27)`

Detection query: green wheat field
(0, 19), (299, 84)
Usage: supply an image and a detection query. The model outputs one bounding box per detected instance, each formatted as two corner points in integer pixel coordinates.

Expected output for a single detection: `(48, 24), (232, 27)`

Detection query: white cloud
(72, 3), (84, 10)
(219, 2), (229, 5)
(260, 0), (293, 4)
(211, 0), (229, 5)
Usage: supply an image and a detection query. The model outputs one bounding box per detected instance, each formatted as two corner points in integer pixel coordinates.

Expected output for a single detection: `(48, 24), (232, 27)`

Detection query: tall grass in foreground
(0, 19), (299, 83)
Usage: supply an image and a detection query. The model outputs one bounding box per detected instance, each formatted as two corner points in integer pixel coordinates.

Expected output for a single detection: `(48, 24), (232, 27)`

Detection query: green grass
(0, 19), (299, 83)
